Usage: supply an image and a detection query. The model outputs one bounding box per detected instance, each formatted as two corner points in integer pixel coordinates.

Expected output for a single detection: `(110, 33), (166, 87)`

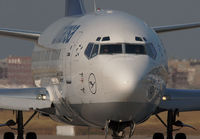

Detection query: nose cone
(102, 55), (153, 101)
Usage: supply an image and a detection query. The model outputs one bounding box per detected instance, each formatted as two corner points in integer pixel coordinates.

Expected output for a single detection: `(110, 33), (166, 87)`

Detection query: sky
(0, 0), (200, 59)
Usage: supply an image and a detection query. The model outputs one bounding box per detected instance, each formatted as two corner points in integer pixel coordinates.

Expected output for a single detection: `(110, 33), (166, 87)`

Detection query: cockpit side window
(100, 44), (122, 54)
(84, 43), (94, 59)
(146, 43), (157, 59)
(91, 44), (99, 58)
(125, 44), (146, 55)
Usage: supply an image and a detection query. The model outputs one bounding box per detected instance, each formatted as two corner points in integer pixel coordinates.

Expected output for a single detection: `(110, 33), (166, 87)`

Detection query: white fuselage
(32, 10), (168, 127)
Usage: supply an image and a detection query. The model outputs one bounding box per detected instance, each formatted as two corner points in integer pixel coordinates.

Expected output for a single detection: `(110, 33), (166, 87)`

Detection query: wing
(0, 88), (51, 111)
(152, 22), (200, 33)
(158, 88), (200, 112)
(0, 28), (40, 42)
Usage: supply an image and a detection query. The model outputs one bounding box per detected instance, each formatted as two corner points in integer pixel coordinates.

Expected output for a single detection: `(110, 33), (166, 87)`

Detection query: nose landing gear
(105, 120), (135, 139)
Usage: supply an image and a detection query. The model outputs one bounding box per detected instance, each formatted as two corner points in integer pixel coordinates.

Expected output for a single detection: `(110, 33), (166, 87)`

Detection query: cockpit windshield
(125, 44), (146, 55)
(84, 42), (157, 59)
(100, 44), (122, 54)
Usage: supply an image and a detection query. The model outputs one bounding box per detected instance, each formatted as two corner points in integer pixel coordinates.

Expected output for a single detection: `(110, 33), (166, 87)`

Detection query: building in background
(167, 59), (200, 89)
(1, 56), (200, 89)
(0, 56), (34, 87)
(0, 59), (8, 85)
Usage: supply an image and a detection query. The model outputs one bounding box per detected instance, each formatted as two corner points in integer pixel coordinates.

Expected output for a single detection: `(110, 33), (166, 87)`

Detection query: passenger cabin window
(125, 44), (146, 55)
(100, 44), (122, 54)
(146, 43), (157, 59)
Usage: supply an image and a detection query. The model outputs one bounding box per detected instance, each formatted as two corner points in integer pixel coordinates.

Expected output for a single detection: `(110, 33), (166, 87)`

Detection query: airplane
(1, 0), (200, 139)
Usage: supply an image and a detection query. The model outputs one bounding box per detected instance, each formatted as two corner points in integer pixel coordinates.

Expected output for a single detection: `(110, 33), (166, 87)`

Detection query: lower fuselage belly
(70, 101), (157, 127)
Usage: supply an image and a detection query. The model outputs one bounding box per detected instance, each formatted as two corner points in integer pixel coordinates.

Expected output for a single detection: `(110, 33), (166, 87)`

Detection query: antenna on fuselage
(94, 0), (97, 13)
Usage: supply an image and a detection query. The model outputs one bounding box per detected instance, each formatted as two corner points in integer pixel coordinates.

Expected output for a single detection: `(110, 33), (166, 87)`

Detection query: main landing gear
(1, 111), (38, 139)
(105, 120), (135, 139)
(105, 110), (196, 139)
(154, 110), (196, 139)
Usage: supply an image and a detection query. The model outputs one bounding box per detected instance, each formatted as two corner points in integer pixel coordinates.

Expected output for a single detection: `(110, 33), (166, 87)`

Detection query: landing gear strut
(154, 109), (195, 139)
(2, 111), (38, 139)
(167, 110), (173, 139)
(154, 110), (175, 139)
(17, 111), (24, 139)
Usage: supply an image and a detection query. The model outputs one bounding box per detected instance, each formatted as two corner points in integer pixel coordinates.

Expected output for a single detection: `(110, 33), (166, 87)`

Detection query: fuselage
(32, 10), (168, 127)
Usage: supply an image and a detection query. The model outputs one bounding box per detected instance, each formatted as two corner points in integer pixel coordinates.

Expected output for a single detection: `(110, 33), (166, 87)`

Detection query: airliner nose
(102, 56), (152, 100)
